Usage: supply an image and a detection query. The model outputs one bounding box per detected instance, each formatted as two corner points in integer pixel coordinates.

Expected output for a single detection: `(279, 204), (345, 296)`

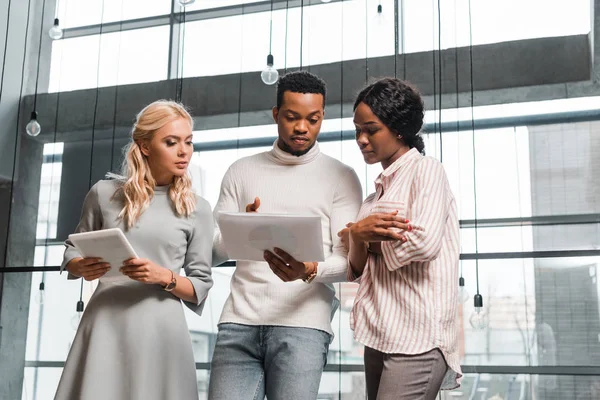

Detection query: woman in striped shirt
(340, 78), (462, 399)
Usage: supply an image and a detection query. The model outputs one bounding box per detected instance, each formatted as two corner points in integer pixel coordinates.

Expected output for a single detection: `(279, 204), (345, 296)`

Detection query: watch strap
(163, 270), (177, 292)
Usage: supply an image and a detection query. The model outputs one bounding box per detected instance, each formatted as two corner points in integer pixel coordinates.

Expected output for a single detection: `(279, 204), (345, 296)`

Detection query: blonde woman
(55, 100), (213, 400)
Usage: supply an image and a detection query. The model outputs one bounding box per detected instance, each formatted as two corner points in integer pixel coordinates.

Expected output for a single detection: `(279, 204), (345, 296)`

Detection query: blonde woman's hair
(110, 100), (196, 229)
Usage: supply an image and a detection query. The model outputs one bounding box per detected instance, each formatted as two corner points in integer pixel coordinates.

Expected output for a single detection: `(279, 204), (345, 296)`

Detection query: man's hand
(66, 257), (111, 281)
(120, 258), (172, 286)
(263, 247), (316, 282)
(337, 222), (355, 250)
(245, 197), (260, 212)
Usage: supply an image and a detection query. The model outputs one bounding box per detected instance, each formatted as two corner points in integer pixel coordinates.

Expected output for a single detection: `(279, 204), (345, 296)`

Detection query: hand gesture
(246, 197), (260, 212)
(350, 211), (410, 244)
(120, 258), (171, 285)
(66, 257), (111, 281)
(263, 247), (316, 282)
(337, 222), (355, 250)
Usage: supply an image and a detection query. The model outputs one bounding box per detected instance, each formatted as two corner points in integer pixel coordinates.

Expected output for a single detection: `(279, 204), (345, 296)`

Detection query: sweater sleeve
(60, 182), (104, 278)
(380, 158), (450, 270)
(182, 197), (215, 315)
(212, 165), (240, 266)
(313, 168), (363, 284)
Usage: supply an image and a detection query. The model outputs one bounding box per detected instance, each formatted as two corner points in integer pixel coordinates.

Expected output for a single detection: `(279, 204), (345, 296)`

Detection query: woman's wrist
(349, 230), (367, 250)
(160, 268), (174, 287)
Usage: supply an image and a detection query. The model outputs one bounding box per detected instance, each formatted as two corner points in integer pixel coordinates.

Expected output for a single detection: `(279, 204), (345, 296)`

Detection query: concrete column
(0, 0), (56, 398)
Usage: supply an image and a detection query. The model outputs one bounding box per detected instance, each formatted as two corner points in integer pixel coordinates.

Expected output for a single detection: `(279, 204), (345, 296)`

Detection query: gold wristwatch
(163, 270), (177, 292)
(302, 262), (318, 283)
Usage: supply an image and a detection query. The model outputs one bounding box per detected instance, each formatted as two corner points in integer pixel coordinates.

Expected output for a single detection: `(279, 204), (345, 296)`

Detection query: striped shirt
(349, 148), (462, 389)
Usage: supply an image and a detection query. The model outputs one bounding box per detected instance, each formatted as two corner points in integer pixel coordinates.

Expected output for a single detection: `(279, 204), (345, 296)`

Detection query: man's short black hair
(276, 71), (326, 109)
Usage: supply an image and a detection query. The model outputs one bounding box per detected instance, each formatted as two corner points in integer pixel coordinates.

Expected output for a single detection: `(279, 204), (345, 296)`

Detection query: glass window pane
(23, 367), (63, 400)
(58, 0), (171, 29)
(193, 147), (271, 208)
(182, 0), (396, 78)
(404, 0), (590, 53)
(183, 0), (263, 12)
(460, 224), (600, 253)
(460, 256), (600, 367)
(49, 26), (169, 92)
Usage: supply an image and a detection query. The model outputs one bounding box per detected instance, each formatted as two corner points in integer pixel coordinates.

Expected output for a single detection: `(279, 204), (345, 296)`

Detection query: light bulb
(458, 277), (469, 304)
(458, 285), (470, 304)
(374, 4), (386, 25)
(36, 282), (45, 305)
(261, 54), (279, 85)
(26, 111), (41, 137)
(178, 0), (195, 5)
(48, 18), (63, 40)
(469, 294), (488, 330)
(321, 0), (332, 3)
(70, 312), (82, 330)
(71, 300), (85, 330)
(469, 307), (488, 330)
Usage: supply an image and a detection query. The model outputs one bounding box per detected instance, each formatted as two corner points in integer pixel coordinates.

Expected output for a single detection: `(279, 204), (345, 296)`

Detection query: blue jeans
(208, 323), (331, 400)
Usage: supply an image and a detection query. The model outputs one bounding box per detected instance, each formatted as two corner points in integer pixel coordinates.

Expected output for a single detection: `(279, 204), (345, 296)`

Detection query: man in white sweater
(208, 71), (363, 400)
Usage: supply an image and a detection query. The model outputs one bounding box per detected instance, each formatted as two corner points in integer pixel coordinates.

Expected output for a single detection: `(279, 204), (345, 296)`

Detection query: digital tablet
(68, 228), (138, 283)
(218, 212), (325, 262)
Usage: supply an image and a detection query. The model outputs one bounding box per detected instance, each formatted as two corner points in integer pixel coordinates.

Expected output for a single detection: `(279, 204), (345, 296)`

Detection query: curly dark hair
(353, 78), (425, 154)
(276, 70), (326, 109)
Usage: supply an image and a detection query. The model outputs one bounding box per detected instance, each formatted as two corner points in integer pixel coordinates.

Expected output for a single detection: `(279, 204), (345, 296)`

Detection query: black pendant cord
(268, 0), (273, 56)
(454, 0), (463, 283)
(430, 0), (437, 155)
(175, 3), (186, 103)
(437, 0), (442, 162)
(299, 0), (303, 69)
(402, 0), (406, 80)
(32, 0), (47, 112)
(236, 3), (245, 155)
(53, 0), (59, 19)
(32, 2), (55, 393)
(79, 0), (106, 309)
(339, 0), (344, 157)
(338, 3), (346, 396)
(36, 0), (49, 286)
(393, 0), (398, 79)
(109, 3), (124, 173)
(283, 0), (289, 74)
(467, 0), (481, 305)
(365, 0), (369, 83)
(42, 0), (69, 294)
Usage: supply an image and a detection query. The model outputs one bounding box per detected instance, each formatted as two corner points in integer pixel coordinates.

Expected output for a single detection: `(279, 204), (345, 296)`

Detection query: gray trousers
(364, 347), (448, 400)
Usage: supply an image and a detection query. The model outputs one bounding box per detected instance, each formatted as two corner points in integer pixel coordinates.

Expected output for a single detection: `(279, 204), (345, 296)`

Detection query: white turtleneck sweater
(212, 140), (363, 335)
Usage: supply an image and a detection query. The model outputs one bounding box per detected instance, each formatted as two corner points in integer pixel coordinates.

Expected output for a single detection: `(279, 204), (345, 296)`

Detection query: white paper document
(218, 212), (325, 262)
(68, 228), (138, 284)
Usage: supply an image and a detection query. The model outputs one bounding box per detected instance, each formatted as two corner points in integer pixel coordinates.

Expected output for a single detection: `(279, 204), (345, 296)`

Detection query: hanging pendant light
(49, 0), (63, 39)
(71, 299), (84, 330)
(373, 2), (386, 26)
(465, 0), (487, 331)
(261, 0), (279, 85)
(26, 111), (42, 136)
(469, 293), (489, 329)
(458, 276), (470, 303)
(261, 54), (279, 85)
(36, 281), (46, 305)
(48, 18), (63, 40)
(26, 0), (48, 137)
